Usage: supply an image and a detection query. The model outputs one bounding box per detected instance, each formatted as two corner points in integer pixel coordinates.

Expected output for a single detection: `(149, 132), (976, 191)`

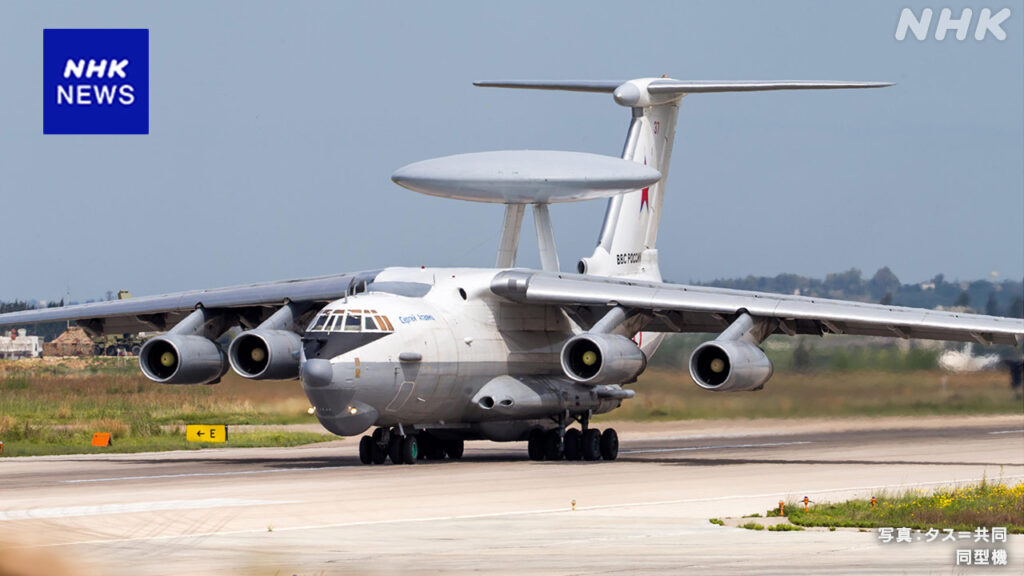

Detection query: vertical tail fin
(474, 78), (892, 280)
(583, 80), (681, 281)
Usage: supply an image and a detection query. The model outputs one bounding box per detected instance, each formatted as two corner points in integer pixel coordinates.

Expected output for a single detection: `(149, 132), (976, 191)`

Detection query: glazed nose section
(301, 358), (334, 388)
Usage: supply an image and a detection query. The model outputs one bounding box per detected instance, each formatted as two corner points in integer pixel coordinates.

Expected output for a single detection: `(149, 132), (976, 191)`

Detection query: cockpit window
(309, 314), (329, 332)
(309, 309), (395, 333)
(327, 312), (345, 331)
(344, 312), (362, 331)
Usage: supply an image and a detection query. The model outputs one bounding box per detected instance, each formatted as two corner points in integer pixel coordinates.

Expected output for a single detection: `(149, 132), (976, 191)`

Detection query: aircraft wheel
(527, 429), (546, 461)
(371, 441), (387, 464)
(358, 436), (374, 465)
(415, 433), (431, 459)
(600, 428), (619, 461)
(544, 429), (564, 461)
(581, 428), (601, 461)
(563, 429), (582, 461)
(402, 435), (419, 464)
(424, 435), (446, 460)
(388, 433), (404, 464)
(444, 439), (465, 460)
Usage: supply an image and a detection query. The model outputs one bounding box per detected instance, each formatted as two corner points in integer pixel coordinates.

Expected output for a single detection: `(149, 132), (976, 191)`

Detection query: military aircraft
(2, 78), (1021, 465)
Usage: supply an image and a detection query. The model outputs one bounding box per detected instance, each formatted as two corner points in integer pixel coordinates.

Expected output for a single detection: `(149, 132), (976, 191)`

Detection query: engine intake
(139, 334), (228, 385)
(560, 333), (646, 385)
(689, 340), (773, 392)
(228, 329), (302, 380)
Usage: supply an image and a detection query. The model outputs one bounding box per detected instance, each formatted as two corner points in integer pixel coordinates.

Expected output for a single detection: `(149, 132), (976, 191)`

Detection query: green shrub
(767, 523), (804, 532)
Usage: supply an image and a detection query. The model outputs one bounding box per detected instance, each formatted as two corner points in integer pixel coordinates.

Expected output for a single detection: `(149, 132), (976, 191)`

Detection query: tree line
(698, 268), (1023, 318)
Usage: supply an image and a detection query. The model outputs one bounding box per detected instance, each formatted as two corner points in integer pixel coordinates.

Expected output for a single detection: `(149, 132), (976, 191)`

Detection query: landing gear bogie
(525, 423), (619, 463)
(359, 428), (467, 465)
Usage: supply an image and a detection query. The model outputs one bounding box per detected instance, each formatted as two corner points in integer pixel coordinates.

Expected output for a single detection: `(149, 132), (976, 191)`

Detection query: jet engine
(688, 340), (773, 392)
(560, 333), (646, 385)
(139, 334), (228, 385)
(228, 329), (302, 380)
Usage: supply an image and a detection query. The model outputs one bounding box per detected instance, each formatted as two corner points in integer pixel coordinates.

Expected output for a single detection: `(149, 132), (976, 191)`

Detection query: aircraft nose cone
(301, 358), (334, 388)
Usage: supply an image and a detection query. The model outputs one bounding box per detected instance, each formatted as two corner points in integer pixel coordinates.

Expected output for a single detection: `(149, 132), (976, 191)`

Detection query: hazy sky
(1, 1), (1021, 302)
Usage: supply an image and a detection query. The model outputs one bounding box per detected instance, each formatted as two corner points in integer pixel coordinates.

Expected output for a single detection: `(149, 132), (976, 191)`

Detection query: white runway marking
(620, 441), (811, 455)
(988, 430), (1024, 435)
(62, 467), (338, 484)
(26, 474), (1024, 548)
(0, 498), (295, 522)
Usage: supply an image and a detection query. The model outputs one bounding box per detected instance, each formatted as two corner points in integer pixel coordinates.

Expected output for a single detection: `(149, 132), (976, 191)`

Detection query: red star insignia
(640, 157), (650, 213)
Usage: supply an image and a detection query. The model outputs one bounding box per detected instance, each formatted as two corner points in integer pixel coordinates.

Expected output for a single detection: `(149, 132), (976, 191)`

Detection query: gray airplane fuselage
(298, 267), (637, 441)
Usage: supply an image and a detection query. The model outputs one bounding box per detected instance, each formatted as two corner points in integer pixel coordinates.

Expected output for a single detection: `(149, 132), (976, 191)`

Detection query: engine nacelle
(139, 334), (228, 385)
(228, 329), (302, 380)
(560, 333), (647, 385)
(689, 340), (773, 392)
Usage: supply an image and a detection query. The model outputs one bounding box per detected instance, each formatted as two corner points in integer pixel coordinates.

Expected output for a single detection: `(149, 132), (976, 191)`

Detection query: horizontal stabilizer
(645, 80), (894, 94)
(473, 80), (622, 93)
(476, 77), (893, 107)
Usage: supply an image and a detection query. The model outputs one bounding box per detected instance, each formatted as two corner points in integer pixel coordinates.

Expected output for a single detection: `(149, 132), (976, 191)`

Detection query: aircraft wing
(0, 271), (378, 336)
(491, 271), (1024, 346)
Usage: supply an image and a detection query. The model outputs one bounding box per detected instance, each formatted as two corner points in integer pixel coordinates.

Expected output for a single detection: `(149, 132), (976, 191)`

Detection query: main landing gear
(527, 413), (619, 462)
(358, 427), (464, 465)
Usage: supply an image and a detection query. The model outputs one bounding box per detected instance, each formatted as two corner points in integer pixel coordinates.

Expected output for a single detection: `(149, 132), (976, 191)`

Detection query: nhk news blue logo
(44, 29), (149, 134)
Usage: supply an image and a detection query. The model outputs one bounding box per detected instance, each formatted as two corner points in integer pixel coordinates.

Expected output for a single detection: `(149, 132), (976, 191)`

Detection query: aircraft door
(384, 366), (415, 413)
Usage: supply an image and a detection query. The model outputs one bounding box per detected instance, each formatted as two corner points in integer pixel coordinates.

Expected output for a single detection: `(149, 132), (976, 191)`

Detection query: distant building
(0, 329), (44, 359)
(42, 327), (95, 357)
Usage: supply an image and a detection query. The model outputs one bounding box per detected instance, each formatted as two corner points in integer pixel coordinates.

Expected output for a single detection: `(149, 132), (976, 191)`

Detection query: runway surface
(1, 414), (1022, 575)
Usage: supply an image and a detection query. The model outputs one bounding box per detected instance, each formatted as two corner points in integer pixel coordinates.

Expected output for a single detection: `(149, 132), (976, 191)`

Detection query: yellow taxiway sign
(186, 425), (227, 443)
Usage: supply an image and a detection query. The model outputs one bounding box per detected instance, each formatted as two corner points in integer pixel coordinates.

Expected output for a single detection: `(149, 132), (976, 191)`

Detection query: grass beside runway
(0, 358), (332, 457)
(772, 480), (1024, 533)
(603, 367), (1022, 421)
(0, 429), (334, 457)
(0, 358), (314, 425)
